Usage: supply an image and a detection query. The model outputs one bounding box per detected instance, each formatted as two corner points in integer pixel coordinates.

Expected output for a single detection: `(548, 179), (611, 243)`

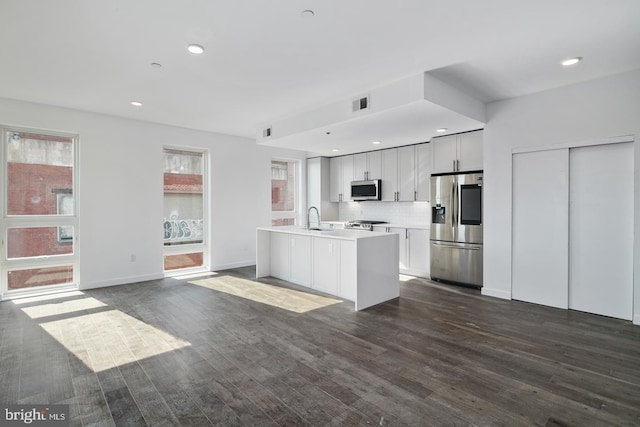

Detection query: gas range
(344, 220), (388, 231)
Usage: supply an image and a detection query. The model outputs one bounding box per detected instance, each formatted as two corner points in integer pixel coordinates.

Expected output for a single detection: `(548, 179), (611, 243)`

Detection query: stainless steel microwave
(351, 179), (381, 201)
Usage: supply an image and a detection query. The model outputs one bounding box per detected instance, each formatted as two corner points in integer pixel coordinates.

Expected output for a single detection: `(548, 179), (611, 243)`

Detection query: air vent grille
(352, 96), (369, 112)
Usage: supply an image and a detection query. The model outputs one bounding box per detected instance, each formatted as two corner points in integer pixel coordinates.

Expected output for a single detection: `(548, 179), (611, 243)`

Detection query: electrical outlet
(130, 254), (136, 262)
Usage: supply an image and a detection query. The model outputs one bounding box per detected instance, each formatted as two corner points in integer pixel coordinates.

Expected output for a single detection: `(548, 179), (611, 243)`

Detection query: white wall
(483, 69), (640, 324)
(0, 98), (307, 289)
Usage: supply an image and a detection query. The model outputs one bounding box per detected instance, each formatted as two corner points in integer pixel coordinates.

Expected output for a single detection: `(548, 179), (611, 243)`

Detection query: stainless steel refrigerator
(430, 172), (483, 288)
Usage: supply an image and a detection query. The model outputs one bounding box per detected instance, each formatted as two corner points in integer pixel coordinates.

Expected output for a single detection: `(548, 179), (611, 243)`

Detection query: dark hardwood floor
(1, 266), (639, 426)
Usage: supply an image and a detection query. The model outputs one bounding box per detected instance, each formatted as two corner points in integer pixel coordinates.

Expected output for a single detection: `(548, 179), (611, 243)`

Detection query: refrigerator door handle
(451, 180), (456, 225)
(433, 242), (482, 250)
(453, 181), (459, 226)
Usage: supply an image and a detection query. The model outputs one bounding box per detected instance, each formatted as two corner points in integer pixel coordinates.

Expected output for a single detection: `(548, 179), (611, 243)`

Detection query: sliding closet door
(512, 149), (569, 309)
(569, 143), (633, 320)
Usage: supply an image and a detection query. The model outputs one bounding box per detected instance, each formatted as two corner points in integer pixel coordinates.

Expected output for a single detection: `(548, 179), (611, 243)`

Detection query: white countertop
(257, 226), (392, 241)
(320, 221), (429, 230)
(377, 223), (430, 230)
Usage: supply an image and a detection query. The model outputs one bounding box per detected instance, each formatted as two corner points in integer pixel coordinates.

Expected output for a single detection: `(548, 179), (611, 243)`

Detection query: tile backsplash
(338, 201), (431, 227)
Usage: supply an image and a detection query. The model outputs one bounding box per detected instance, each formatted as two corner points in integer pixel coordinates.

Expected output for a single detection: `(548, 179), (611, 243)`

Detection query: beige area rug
(189, 276), (342, 313)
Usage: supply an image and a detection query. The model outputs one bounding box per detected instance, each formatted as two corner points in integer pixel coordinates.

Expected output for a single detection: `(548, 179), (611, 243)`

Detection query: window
(2, 127), (78, 295)
(163, 147), (208, 272)
(271, 159), (298, 226)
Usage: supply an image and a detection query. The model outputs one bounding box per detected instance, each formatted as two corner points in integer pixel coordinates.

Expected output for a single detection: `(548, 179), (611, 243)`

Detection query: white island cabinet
(256, 227), (399, 311)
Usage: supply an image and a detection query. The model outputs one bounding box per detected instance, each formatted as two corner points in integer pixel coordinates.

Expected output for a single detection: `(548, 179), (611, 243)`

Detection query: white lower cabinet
(407, 228), (429, 278)
(312, 237), (340, 295)
(339, 240), (356, 300)
(375, 226), (429, 278)
(290, 235), (311, 286)
(268, 233), (356, 299)
(311, 238), (356, 300)
(270, 232), (290, 279)
(388, 227), (408, 271)
(257, 228), (400, 311)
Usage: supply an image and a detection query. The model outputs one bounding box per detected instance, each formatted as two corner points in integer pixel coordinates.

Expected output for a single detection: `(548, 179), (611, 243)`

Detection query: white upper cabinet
(458, 130), (483, 172)
(354, 151), (382, 181)
(331, 142), (431, 203)
(381, 149), (399, 201)
(432, 130), (483, 174)
(330, 155), (354, 202)
(432, 135), (458, 174)
(382, 146), (417, 201)
(329, 156), (342, 202)
(415, 143), (431, 202)
(397, 146), (416, 201)
(341, 155), (354, 201)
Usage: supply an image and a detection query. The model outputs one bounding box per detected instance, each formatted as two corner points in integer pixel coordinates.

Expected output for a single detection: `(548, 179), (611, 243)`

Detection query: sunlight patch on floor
(20, 303), (191, 373)
(189, 276), (342, 313)
(19, 297), (108, 319)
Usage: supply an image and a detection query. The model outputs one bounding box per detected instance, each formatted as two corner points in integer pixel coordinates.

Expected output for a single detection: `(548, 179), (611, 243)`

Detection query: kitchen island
(256, 226), (399, 311)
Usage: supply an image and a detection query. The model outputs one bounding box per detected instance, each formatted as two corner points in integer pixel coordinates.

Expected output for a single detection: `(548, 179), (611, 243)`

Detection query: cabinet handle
(405, 229), (408, 239)
(414, 190), (417, 201)
(453, 159), (456, 171)
(457, 159), (460, 171)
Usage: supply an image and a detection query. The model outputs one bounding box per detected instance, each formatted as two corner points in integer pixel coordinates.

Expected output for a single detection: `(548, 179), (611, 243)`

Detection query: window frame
(270, 157), (300, 226)
(162, 145), (210, 275)
(0, 125), (79, 298)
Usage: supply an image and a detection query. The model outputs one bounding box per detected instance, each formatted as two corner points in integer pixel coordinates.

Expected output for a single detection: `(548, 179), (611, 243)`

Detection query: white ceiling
(1, 1), (639, 154)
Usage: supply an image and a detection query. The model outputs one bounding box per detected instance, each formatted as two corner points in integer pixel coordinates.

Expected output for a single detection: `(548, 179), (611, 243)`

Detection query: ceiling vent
(352, 96), (369, 112)
(263, 127), (272, 138)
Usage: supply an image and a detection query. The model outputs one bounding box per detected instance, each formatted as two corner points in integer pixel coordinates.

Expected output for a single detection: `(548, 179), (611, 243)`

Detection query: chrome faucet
(307, 206), (320, 229)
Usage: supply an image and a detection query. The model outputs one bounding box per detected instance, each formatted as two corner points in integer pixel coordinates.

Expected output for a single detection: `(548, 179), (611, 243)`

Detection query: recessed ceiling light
(151, 62), (162, 68)
(372, 141), (381, 145)
(187, 44), (205, 55)
(131, 101), (143, 107)
(301, 9), (315, 19)
(561, 57), (582, 66)
(436, 128), (447, 133)
(332, 148), (340, 152)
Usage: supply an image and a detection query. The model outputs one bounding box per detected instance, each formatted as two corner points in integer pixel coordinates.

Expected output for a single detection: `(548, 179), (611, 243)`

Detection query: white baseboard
(211, 260), (255, 271)
(481, 286), (511, 300)
(80, 262), (256, 291)
(80, 273), (164, 290)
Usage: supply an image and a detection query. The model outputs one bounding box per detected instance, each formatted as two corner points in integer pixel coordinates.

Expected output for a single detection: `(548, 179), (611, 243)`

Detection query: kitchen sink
(300, 226), (335, 233)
